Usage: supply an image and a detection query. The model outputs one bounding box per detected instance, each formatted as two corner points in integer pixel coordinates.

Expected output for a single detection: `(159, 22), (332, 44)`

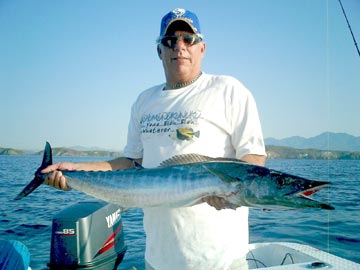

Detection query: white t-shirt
(123, 73), (266, 270)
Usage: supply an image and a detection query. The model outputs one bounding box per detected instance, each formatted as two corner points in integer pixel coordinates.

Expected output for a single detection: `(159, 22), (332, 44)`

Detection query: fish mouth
(296, 182), (330, 198)
(294, 183), (334, 210)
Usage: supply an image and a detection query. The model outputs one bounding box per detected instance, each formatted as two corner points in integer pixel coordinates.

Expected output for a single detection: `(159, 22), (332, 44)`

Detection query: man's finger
(41, 164), (59, 174)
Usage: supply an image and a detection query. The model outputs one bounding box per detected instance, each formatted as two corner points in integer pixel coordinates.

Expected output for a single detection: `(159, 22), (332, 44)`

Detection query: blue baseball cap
(159, 8), (202, 37)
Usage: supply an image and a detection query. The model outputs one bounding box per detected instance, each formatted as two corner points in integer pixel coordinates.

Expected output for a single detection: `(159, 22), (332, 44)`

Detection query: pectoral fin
(202, 165), (237, 183)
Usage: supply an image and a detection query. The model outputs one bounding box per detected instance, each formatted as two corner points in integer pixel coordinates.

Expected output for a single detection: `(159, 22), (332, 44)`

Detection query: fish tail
(14, 142), (53, 200)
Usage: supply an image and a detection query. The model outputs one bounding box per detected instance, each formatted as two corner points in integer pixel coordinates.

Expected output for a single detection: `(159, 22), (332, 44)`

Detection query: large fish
(15, 142), (334, 210)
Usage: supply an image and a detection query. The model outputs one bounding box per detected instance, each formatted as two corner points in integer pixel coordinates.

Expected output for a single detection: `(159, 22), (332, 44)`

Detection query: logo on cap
(159, 8), (202, 37)
(172, 8), (186, 17)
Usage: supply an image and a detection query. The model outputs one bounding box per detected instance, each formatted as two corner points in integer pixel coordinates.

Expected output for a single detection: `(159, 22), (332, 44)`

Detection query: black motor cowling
(48, 201), (127, 270)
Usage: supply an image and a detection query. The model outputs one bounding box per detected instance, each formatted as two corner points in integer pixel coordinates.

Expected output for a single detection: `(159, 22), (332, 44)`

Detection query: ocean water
(0, 156), (359, 269)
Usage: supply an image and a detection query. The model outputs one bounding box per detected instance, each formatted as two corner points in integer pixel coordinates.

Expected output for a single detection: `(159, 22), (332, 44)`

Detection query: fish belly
(65, 170), (231, 208)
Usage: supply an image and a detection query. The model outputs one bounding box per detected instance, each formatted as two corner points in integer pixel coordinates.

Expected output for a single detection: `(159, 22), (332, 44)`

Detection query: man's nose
(174, 39), (187, 50)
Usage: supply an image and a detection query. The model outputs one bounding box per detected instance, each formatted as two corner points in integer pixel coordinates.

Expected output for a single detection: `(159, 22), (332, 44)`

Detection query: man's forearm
(241, 154), (266, 166)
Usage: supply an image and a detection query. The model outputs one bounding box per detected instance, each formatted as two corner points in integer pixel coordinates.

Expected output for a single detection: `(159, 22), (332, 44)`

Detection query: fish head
(268, 171), (323, 195)
(228, 167), (334, 210)
(255, 170), (333, 209)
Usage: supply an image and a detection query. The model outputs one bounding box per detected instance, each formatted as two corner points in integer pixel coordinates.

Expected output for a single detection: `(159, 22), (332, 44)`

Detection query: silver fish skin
(15, 142), (334, 210)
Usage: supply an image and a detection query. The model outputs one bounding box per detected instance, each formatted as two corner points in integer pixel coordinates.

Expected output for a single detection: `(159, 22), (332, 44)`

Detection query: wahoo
(15, 142), (334, 210)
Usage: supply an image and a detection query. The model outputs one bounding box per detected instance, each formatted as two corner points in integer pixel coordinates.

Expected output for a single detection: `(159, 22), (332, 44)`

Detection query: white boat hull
(247, 242), (360, 269)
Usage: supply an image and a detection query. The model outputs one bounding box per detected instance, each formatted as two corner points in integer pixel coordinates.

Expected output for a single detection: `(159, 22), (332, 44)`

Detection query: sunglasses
(158, 34), (203, 49)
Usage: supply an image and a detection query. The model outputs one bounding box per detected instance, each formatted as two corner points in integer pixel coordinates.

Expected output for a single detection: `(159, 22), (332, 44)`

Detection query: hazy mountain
(2, 132), (360, 159)
(68, 145), (122, 152)
(0, 147), (26, 155)
(265, 132), (360, 152)
(266, 145), (360, 160)
(37, 147), (122, 158)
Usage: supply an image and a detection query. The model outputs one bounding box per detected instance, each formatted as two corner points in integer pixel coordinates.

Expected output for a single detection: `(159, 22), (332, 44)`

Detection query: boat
(246, 242), (360, 269)
(0, 240), (31, 270)
(1, 202), (359, 270)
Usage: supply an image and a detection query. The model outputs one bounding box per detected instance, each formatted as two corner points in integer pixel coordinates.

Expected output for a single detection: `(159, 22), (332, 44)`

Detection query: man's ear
(201, 42), (206, 54)
(157, 45), (162, 60)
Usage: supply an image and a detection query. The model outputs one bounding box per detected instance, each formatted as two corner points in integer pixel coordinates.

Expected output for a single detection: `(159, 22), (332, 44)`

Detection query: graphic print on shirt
(140, 110), (201, 141)
(169, 127), (200, 141)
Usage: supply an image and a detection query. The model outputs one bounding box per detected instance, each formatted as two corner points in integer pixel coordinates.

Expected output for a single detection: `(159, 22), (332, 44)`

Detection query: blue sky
(1, 0), (359, 150)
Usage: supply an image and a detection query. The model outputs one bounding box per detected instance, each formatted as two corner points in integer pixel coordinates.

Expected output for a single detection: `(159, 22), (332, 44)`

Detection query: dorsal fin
(160, 154), (215, 167)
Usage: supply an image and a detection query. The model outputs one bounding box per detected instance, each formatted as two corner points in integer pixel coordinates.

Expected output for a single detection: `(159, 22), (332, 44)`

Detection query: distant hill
(36, 147), (122, 158)
(0, 147), (26, 155)
(2, 132), (360, 160)
(1, 145), (358, 160)
(265, 132), (360, 152)
(266, 145), (360, 160)
(0, 146), (121, 157)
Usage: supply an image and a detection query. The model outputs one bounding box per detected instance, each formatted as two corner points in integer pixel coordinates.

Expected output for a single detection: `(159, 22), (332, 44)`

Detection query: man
(44, 8), (266, 270)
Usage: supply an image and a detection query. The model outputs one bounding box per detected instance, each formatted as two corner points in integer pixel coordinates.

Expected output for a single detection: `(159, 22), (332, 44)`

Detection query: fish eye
(276, 178), (285, 186)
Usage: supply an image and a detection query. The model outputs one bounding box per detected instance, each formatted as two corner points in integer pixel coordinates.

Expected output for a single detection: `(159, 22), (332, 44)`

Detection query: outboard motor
(48, 201), (127, 270)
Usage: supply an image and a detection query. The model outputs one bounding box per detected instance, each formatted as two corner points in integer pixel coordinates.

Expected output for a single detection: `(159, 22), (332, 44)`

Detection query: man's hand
(41, 162), (77, 191)
(202, 196), (237, 210)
